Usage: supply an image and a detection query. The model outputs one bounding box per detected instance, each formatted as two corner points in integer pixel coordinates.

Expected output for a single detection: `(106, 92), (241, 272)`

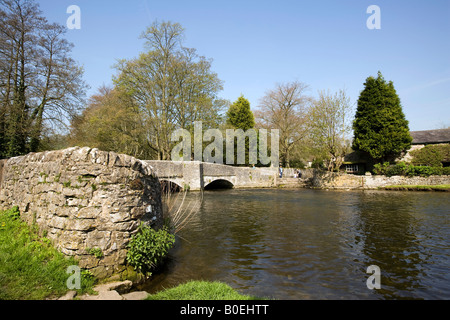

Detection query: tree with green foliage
(226, 95), (255, 130)
(225, 95), (256, 165)
(352, 72), (412, 164)
(69, 86), (155, 159)
(308, 89), (353, 171)
(114, 21), (226, 161)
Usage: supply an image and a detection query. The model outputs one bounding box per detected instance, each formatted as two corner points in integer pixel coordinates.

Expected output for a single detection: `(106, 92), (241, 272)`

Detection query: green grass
(0, 207), (95, 300)
(382, 184), (450, 191)
(146, 280), (266, 300)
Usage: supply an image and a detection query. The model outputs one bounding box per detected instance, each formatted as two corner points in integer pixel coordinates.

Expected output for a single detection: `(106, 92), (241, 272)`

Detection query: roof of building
(410, 128), (450, 145)
(343, 150), (371, 164)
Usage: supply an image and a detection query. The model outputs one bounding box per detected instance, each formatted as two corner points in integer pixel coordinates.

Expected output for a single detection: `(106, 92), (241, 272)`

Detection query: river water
(141, 189), (450, 300)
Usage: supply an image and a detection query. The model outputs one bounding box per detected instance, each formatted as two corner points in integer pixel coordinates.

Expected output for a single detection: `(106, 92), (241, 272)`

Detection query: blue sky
(37, 0), (450, 131)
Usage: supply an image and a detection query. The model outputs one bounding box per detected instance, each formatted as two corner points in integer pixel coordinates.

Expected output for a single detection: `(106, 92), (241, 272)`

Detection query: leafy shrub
(406, 166), (443, 177)
(410, 144), (449, 167)
(443, 167), (450, 175)
(126, 224), (175, 275)
(373, 162), (448, 177)
(385, 162), (408, 177)
(373, 162), (390, 175)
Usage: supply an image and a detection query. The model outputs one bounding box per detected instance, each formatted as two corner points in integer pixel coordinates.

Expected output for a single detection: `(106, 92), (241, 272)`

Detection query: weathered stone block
(86, 230), (112, 251)
(77, 206), (101, 219)
(66, 218), (97, 232)
(56, 230), (86, 251)
(49, 216), (67, 230)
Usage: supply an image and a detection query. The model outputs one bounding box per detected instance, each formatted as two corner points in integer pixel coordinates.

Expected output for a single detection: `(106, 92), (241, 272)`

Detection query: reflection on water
(140, 189), (450, 300)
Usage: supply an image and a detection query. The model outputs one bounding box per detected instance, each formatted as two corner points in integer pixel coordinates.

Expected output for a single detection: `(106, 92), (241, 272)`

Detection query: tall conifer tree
(353, 72), (412, 163)
(226, 95), (256, 165)
(226, 95), (255, 131)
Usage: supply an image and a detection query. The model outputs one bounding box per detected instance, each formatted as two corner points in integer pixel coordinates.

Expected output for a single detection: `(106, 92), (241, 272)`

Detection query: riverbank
(380, 184), (450, 192)
(146, 281), (262, 300)
(272, 168), (450, 191)
(305, 169), (450, 190)
(59, 280), (260, 300)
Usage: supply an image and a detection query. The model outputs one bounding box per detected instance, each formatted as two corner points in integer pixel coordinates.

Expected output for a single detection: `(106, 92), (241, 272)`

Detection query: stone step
(277, 178), (306, 188)
(59, 280), (150, 300)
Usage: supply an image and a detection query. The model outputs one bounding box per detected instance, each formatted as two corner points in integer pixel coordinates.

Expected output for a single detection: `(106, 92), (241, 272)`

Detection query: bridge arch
(204, 179), (234, 190)
(160, 179), (183, 193)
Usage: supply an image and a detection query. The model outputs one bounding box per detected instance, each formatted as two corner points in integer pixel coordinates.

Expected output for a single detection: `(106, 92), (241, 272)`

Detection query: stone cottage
(342, 128), (450, 174)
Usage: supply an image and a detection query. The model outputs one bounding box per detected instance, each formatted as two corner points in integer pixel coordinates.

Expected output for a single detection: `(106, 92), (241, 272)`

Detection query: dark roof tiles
(410, 129), (450, 144)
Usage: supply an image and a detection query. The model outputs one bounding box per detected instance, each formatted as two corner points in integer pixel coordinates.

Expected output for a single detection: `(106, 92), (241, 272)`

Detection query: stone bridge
(145, 161), (278, 191)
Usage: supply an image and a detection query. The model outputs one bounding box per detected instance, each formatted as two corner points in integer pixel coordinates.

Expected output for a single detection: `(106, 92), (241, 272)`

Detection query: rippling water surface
(141, 189), (450, 300)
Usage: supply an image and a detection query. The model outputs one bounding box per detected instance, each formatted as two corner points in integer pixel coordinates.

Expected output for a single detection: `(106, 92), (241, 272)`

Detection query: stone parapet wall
(0, 147), (163, 278)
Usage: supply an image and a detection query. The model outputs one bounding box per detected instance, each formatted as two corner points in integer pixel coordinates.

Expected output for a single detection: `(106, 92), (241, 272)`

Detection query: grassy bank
(0, 207), (95, 300)
(146, 280), (264, 300)
(381, 184), (450, 192)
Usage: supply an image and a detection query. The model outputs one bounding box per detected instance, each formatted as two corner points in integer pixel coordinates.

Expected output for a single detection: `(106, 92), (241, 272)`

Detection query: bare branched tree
(255, 81), (310, 167)
(0, 0), (87, 157)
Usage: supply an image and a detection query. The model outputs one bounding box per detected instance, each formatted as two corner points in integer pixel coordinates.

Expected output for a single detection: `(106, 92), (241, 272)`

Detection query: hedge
(374, 162), (450, 177)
